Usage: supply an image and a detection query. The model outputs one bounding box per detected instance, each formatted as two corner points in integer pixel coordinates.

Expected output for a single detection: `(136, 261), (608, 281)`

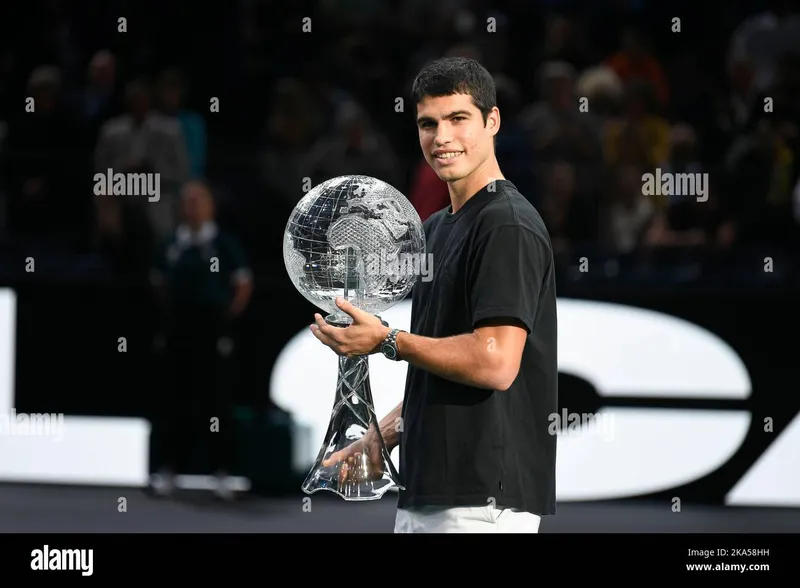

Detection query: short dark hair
(411, 57), (496, 125)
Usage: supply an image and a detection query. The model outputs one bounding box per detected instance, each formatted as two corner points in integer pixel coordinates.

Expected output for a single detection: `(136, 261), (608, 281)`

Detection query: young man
(310, 57), (558, 532)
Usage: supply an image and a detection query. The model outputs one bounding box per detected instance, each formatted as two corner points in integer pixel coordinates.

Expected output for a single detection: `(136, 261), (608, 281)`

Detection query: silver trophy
(283, 175), (426, 500)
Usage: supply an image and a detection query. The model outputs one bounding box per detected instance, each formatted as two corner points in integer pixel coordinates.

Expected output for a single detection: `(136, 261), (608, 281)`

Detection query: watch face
(382, 344), (396, 359)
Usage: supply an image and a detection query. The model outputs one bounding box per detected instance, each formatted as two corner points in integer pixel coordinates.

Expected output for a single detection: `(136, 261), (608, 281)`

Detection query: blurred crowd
(0, 0), (799, 291)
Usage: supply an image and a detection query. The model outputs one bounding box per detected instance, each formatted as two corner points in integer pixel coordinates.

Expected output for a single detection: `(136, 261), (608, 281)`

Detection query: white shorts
(394, 504), (541, 533)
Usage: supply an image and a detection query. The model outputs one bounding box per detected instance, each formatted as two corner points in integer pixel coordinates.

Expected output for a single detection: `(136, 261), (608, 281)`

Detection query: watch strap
(382, 328), (404, 360)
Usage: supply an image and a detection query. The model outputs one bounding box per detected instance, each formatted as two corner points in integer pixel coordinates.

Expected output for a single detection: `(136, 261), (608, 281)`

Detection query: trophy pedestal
(301, 353), (403, 501)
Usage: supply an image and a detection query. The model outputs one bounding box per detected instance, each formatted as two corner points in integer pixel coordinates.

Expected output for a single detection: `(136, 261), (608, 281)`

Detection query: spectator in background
(604, 81), (671, 174)
(770, 54), (800, 131)
(663, 124), (704, 195)
(157, 68), (207, 179)
(717, 56), (760, 137)
(149, 179), (253, 501)
(603, 163), (655, 257)
(306, 100), (403, 188)
(519, 61), (604, 209)
(727, 0), (800, 93)
(534, 13), (596, 72)
(1, 65), (87, 252)
(641, 170), (739, 281)
(644, 169), (737, 255)
(494, 73), (537, 206)
(704, 55), (762, 167)
(94, 79), (190, 242)
(725, 116), (797, 247)
(519, 61), (602, 181)
(301, 62), (354, 137)
(605, 27), (670, 108)
(258, 78), (321, 215)
(575, 64), (623, 125)
(584, 0), (647, 56)
(540, 160), (581, 260)
(69, 50), (119, 147)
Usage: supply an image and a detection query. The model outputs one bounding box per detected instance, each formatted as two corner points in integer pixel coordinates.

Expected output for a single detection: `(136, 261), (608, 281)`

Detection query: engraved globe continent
(283, 175), (426, 325)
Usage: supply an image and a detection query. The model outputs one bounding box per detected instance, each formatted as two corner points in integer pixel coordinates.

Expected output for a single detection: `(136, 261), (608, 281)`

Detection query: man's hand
(310, 297), (390, 357)
(321, 425), (385, 487)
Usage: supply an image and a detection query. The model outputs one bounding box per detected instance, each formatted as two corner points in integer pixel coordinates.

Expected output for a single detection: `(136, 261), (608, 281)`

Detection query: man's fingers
(322, 437), (369, 468)
(310, 315), (345, 351)
(322, 443), (355, 467)
(326, 443), (385, 484)
(335, 297), (366, 321)
(321, 451), (341, 467)
(335, 296), (355, 313)
(314, 313), (343, 339)
(310, 323), (335, 345)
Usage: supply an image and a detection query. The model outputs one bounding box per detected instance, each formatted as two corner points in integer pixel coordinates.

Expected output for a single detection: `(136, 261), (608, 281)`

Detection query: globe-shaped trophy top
(283, 175), (426, 325)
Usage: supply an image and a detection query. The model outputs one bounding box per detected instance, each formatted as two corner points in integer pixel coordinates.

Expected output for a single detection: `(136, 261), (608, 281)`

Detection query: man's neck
(447, 158), (504, 214)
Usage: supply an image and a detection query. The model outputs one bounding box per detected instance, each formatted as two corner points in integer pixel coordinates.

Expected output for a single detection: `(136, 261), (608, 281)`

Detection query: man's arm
(311, 296), (528, 392)
(390, 222), (548, 392)
(375, 401), (404, 451)
(224, 234), (254, 317)
(395, 321), (527, 392)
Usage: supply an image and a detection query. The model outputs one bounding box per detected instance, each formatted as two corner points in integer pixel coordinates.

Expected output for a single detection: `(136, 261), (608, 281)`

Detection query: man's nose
(433, 125), (453, 146)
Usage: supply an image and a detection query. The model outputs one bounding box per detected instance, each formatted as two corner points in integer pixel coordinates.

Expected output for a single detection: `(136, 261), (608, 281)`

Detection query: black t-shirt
(396, 179), (558, 516)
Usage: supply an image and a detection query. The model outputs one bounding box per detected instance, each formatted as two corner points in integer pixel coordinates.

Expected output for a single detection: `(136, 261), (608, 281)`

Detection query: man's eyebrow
(416, 110), (472, 125)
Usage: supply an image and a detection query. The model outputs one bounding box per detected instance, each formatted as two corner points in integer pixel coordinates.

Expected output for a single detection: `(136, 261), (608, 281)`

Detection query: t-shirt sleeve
(467, 225), (550, 333)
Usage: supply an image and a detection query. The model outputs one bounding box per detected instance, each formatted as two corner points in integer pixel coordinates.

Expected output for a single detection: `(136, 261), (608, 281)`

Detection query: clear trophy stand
(283, 175), (425, 501)
(301, 312), (404, 501)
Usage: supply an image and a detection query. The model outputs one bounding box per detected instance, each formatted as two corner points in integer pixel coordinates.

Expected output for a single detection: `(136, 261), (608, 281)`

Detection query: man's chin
(434, 167), (463, 183)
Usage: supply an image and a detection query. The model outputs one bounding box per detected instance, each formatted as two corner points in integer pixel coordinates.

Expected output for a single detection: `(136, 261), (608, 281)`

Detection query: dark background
(0, 0), (798, 518)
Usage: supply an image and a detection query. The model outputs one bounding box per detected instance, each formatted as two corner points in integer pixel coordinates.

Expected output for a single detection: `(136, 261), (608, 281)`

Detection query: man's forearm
(395, 331), (498, 390)
(376, 401), (404, 451)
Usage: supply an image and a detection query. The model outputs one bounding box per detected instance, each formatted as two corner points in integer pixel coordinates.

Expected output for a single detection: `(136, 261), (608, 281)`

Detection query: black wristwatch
(380, 328), (404, 361)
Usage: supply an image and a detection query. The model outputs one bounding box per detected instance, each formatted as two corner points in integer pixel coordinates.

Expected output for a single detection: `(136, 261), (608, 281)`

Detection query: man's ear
(488, 106), (501, 135)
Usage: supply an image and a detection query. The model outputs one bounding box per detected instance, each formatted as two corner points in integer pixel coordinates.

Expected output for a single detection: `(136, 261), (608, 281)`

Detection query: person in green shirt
(149, 179), (253, 500)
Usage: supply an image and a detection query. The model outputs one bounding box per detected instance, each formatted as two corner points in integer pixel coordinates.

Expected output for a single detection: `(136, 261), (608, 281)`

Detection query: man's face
(181, 183), (214, 225)
(416, 93), (499, 183)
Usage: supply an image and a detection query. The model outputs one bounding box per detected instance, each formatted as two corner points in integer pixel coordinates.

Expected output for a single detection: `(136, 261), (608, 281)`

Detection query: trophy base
(302, 353), (403, 501)
(301, 471), (397, 501)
